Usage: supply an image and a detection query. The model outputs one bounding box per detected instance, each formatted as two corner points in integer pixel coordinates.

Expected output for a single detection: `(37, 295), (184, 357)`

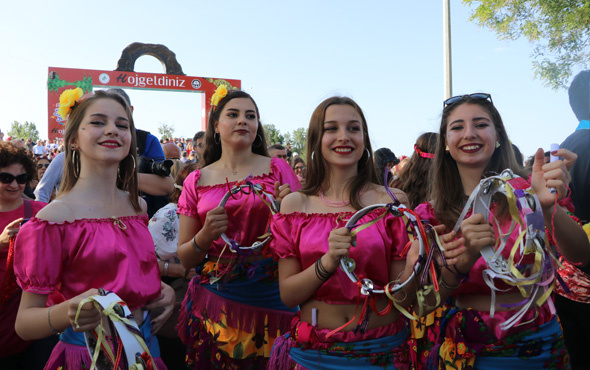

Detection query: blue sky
(0, 1), (581, 160)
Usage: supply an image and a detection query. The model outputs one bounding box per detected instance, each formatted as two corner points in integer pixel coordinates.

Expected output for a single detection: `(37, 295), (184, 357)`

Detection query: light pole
(443, 0), (453, 99)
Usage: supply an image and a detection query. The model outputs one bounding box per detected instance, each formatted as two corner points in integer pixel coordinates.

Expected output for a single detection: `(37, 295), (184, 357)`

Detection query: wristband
(439, 276), (461, 290)
(47, 305), (64, 336)
(192, 236), (207, 254)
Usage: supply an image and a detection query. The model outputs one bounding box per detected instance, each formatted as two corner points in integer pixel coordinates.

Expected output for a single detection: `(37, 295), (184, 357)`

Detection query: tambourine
(218, 182), (280, 255)
(340, 203), (438, 296)
(76, 289), (156, 370)
(453, 169), (555, 329)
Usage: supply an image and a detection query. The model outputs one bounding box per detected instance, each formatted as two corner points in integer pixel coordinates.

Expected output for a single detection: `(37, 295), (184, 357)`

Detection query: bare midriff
(455, 292), (535, 312)
(299, 298), (400, 331)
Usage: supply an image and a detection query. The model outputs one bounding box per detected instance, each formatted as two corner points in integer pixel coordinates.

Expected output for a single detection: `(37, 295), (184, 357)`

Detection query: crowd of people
(0, 70), (589, 370)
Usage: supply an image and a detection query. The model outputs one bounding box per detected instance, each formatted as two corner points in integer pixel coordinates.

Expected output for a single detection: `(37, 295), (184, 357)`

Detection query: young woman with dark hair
(176, 89), (301, 368)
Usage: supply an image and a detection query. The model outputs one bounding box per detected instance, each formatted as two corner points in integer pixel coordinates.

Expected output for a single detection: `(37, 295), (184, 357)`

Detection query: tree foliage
(464, 0), (590, 90)
(157, 122), (175, 140)
(263, 123), (284, 145)
(7, 121), (39, 142)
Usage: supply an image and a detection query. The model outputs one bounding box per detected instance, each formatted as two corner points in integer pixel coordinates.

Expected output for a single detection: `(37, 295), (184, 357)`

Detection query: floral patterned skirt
(177, 258), (296, 369)
(429, 307), (570, 370)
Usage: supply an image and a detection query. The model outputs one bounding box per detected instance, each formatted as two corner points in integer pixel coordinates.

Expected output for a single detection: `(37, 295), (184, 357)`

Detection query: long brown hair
(300, 96), (378, 210)
(202, 91), (269, 166)
(60, 90), (141, 212)
(398, 132), (438, 208)
(431, 96), (528, 228)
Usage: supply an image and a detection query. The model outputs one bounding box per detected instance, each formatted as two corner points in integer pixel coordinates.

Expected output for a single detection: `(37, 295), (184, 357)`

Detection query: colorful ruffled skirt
(177, 258), (297, 369)
(44, 316), (165, 370)
(269, 314), (411, 369)
(429, 307), (570, 369)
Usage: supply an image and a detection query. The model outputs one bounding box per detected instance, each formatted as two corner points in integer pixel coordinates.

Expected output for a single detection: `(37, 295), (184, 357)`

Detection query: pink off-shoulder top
(270, 210), (410, 304)
(14, 215), (161, 311)
(177, 156), (301, 260)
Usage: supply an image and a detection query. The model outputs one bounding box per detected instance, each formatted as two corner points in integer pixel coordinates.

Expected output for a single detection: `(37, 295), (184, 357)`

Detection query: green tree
(263, 123), (284, 145)
(7, 121), (39, 141)
(157, 122), (175, 140)
(464, 0), (590, 90)
(290, 127), (307, 159)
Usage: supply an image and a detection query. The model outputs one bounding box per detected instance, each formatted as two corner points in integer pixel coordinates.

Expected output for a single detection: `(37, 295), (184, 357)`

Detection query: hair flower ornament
(210, 85), (228, 108)
(58, 87), (84, 120)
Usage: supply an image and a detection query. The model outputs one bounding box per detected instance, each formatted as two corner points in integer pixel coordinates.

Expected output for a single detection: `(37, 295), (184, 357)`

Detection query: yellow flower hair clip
(210, 85), (228, 108)
(58, 87), (84, 120)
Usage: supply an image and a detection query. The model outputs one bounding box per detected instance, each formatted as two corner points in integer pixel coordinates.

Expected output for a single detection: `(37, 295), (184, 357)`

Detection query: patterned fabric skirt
(177, 258), (297, 369)
(429, 307), (570, 370)
(44, 316), (166, 370)
(269, 314), (411, 370)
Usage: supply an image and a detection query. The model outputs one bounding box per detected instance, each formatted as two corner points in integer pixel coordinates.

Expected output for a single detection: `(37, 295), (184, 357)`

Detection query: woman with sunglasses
(176, 89), (301, 368)
(29, 156), (51, 194)
(13, 89), (173, 369)
(292, 156), (307, 186)
(416, 93), (589, 368)
(0, 142), (50, 368)
(269, 96), (420, 369)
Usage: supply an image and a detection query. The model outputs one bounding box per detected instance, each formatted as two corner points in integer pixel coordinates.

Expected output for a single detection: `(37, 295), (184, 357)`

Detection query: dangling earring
(118, 155), (136, 185)
(214, 132), (220, 145)
(445, 145), (450, 152)
(311, 151), (315, 161)
(253, 134), (262, 148)
(365, 148), (371, 158)
(71, 149), (80, 179)
(495, 141), (501, 148)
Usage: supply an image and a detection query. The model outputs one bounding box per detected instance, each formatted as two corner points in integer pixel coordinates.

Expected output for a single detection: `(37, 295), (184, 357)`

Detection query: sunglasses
(294, 166), (306, 171)
(443, 93), (493, 107)
(0, 172), (30, 185)
(37, 163), (50, 169)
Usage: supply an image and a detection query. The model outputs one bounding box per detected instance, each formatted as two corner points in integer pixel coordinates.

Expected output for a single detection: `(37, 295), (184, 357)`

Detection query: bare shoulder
(369, 184), (410, 206)
(138, 197), (148, 215)
(34, 198), (77, 223)
(280, 192), (306, 214)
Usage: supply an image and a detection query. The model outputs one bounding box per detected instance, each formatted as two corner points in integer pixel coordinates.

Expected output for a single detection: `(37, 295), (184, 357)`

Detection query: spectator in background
(292, 156), (307, 186)
(374, 147), (399, 186)
(180, 150), (189, 163)
(30, 156), (51, 192)
(285, 142), (293, 161)
(162, 142), (182, 160)
(192, 131), (205, 164)
(268, 144), (288, 162)
(397, 132), (437, 208)
(32, 140), (47, 158)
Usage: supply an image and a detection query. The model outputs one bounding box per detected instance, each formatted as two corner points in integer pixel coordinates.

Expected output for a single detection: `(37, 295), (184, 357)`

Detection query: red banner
(47, 67), (241, 141)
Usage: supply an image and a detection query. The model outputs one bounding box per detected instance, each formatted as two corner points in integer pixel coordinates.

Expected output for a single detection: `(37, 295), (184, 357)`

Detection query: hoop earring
(253, 134), (263, 148)
(118, 155), (136, 185)
(365, 148), (371, 158)
(214, 132), (220, 145)
(71, 150), (80, 179)
(311, 151), (315, 161)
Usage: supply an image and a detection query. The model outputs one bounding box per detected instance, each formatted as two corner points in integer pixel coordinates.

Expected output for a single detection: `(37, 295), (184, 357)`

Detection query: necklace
(318, 190), (351, 208)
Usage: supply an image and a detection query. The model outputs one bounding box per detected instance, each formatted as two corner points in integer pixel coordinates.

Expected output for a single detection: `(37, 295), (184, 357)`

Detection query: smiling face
(320, 104), (365, 169)
(0, 163), (27, 203)
(72, 98), (132, 165)
(445, 103), (498, 172)
(215, 97), (259, 149)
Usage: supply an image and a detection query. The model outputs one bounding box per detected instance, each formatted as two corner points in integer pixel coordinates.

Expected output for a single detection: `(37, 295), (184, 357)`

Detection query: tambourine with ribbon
(217, 181), (280, 256)
(453, 169), (556, 330)
(75, 289), (157, 370)
(335, 203), (445, 325)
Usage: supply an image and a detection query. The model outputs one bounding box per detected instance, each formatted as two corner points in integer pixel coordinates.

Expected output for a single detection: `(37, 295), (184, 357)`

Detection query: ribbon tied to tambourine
(453, 169), (556, 330)
(336, 202), (445, 326)
(217, 181), (280, 256)
(75, 289), (156, 370)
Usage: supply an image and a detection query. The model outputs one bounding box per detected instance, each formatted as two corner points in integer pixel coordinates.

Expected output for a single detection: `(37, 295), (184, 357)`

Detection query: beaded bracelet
(47, 305), (64, 336)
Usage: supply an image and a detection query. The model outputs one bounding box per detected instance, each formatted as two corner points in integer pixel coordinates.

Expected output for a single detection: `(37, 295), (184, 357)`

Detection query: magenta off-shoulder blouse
(14, 215), (161, 311)
(177, 157), (301, 260)
(270, 209), (410, 304)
